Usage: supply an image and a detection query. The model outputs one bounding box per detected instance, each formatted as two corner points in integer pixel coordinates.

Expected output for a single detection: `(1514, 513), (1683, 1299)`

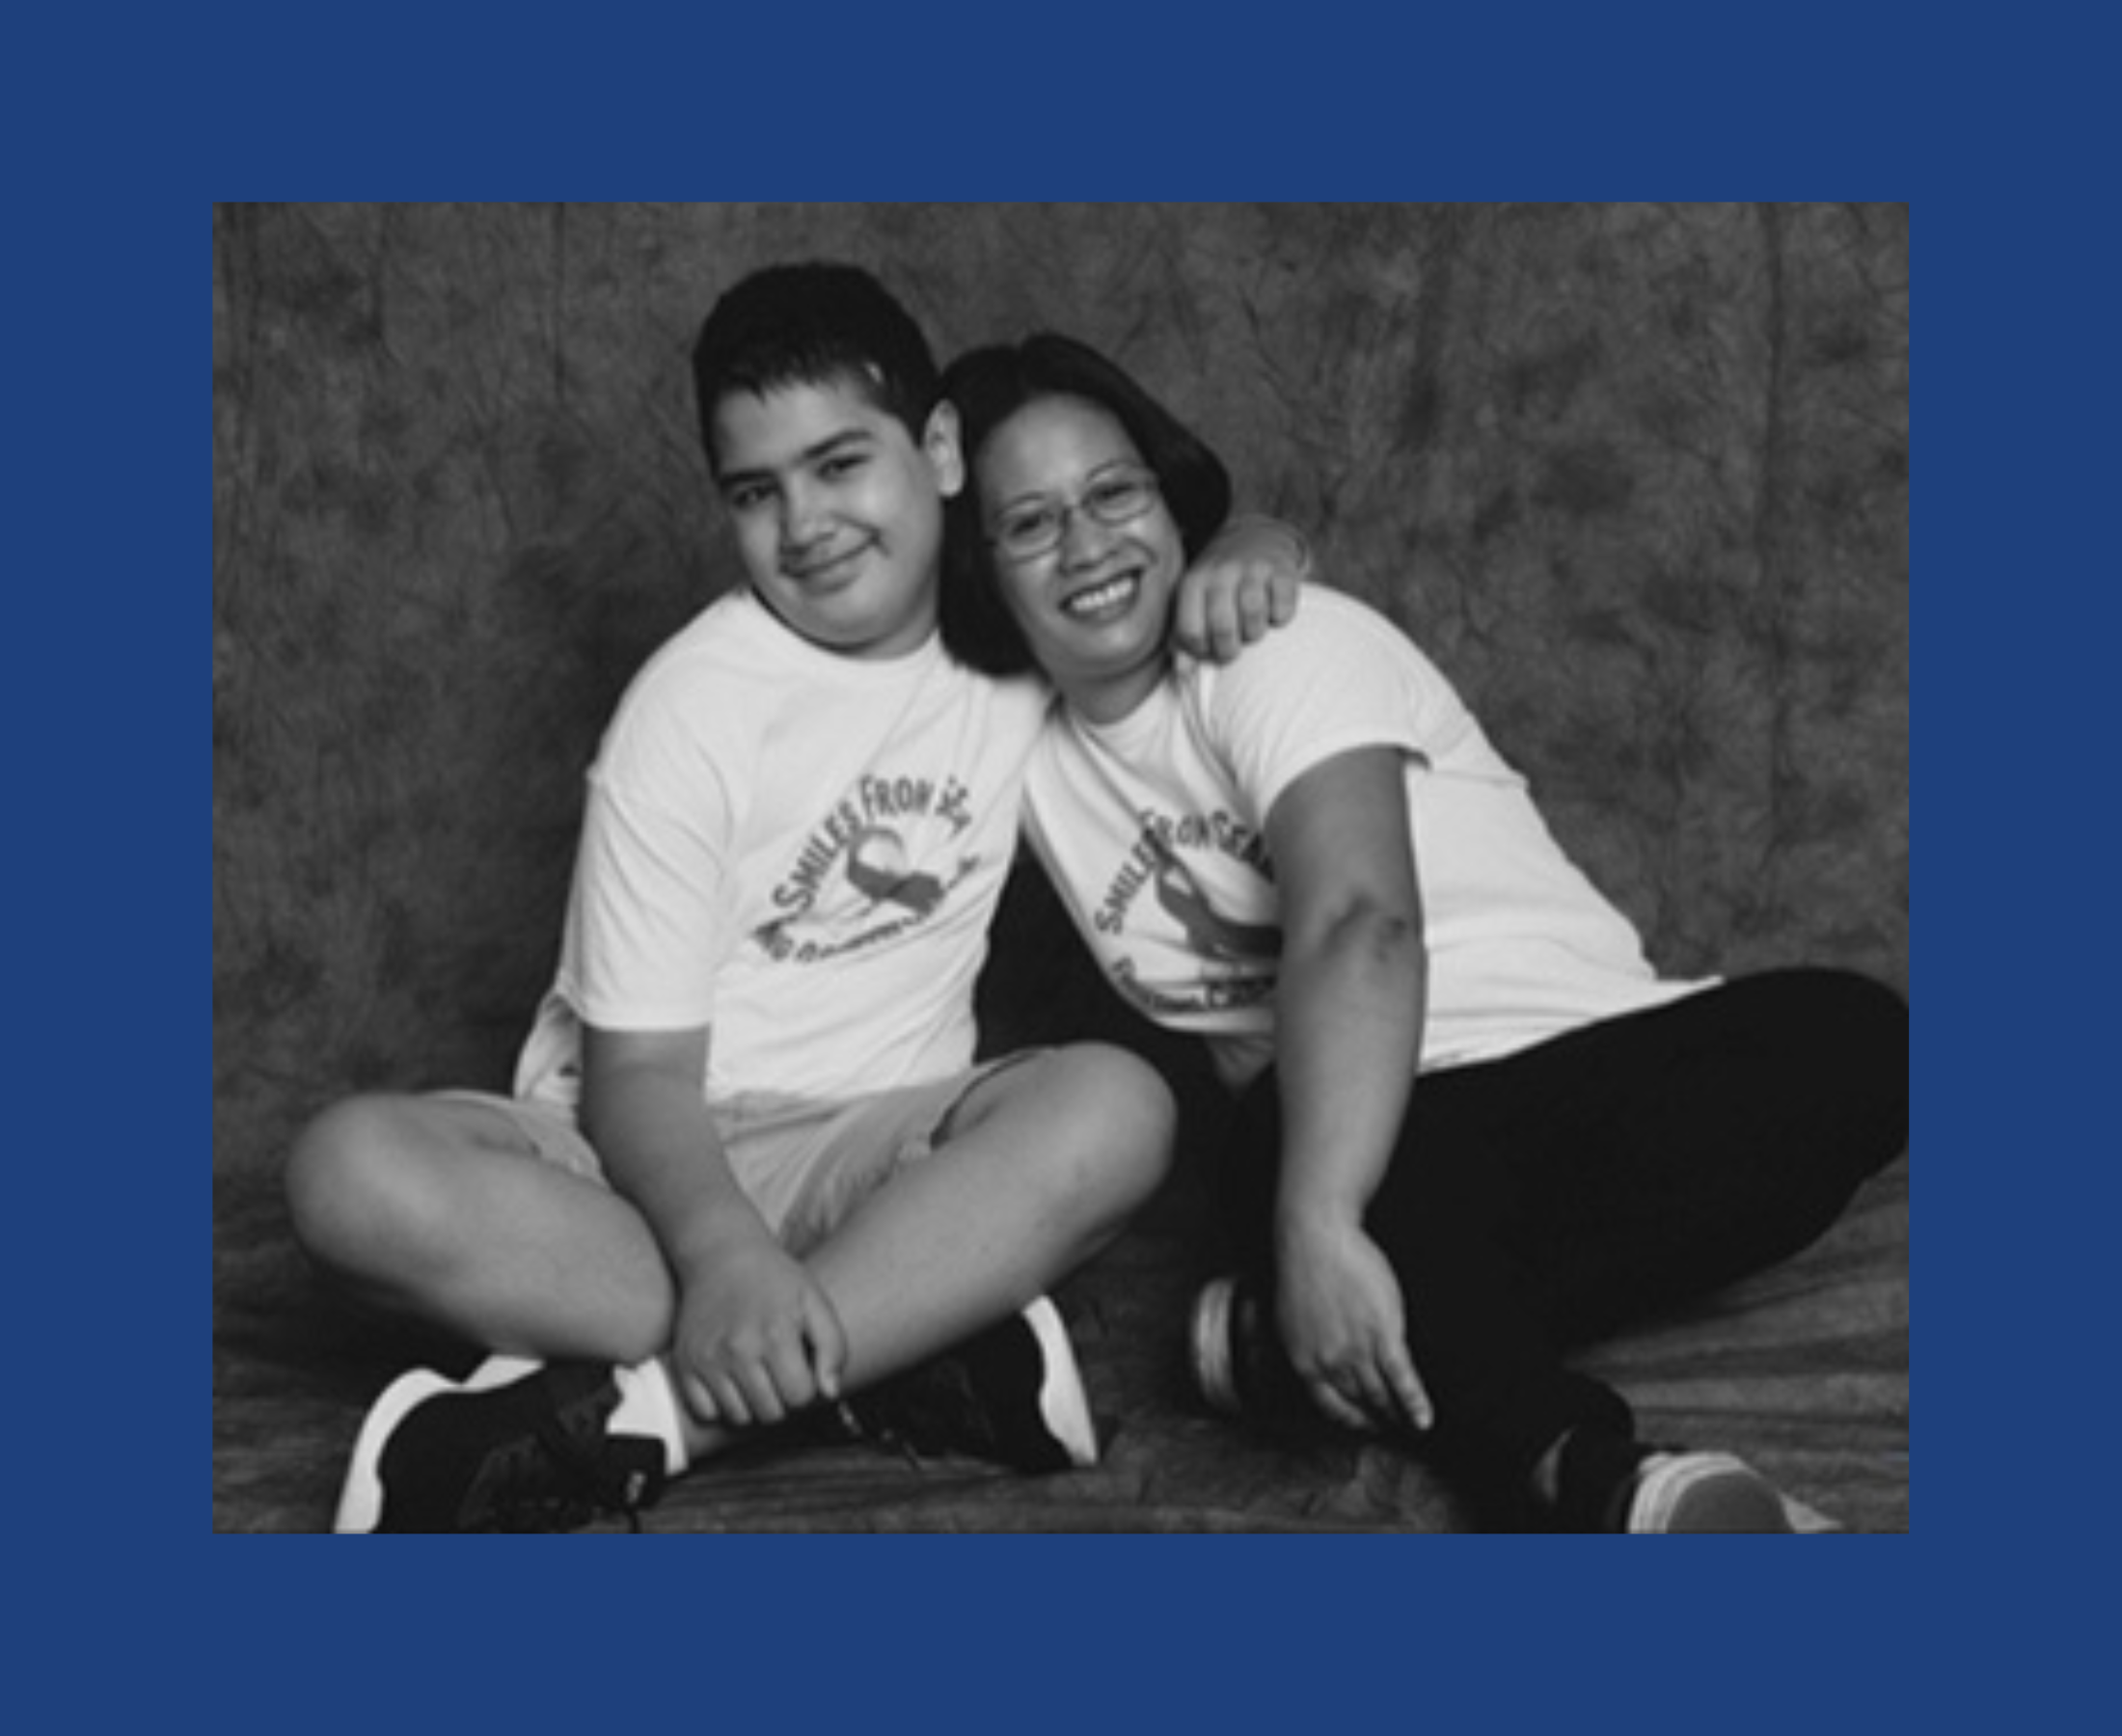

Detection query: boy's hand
(1174, 516), (1309, 663)
(669, 1240), (849, 1430)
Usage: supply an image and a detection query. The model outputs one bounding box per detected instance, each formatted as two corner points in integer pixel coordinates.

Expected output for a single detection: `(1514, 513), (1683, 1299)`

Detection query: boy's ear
(923, 401), (966, 499)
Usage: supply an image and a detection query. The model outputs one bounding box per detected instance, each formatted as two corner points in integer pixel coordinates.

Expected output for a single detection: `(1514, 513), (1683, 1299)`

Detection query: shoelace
(842, 1341), (1020, 1470)
(474, 1407), (655, 1533)
(830, 1399), (928, 1472)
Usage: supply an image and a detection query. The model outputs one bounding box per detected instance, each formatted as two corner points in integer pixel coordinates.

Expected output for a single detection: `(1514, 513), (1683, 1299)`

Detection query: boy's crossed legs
(286, 1042), (1174, 1530)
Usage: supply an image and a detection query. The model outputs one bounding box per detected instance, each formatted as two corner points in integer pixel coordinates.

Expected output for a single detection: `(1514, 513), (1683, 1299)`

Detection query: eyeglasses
(987, 469), (1161, 562)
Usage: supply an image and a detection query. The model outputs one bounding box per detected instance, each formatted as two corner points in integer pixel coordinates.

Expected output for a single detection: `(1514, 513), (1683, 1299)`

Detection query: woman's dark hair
(939, 333), (1233, 676)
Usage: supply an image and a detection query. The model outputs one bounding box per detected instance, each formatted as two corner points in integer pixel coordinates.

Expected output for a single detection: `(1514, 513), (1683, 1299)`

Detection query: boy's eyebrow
(718, 426), (878, 490)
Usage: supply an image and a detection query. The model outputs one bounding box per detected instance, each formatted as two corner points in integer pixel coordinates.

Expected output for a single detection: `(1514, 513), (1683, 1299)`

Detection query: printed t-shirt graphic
(1022, 585), (1712, 1089)
(750, 769), (985, 964)
(1076, 801), (1283, 1023)
(514, 589), (1047, 1108)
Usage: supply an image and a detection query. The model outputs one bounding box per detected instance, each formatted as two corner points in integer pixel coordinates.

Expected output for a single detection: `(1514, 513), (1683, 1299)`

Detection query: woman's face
(973, 393), (1185, 722)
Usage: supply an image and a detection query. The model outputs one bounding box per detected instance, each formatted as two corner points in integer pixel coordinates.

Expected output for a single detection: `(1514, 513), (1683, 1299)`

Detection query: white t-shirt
(1022, 585), (1710, 1088)
(515, 589), (1048, 1109)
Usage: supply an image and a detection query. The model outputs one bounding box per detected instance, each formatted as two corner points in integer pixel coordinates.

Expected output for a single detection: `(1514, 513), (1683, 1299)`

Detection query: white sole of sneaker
(1627, 1451), (1794, 1533)
(331, 1355), (535, 1534)
(333, 1369), (454, 1533)
(1020, 1297), (1099, 1468)
(1780, 1493), (1843, 1533)
(1189, 1278), (1239, 1414)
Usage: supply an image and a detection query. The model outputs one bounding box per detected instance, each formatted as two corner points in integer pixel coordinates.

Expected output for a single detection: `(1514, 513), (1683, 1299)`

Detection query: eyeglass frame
(984, 466), (1164, 563)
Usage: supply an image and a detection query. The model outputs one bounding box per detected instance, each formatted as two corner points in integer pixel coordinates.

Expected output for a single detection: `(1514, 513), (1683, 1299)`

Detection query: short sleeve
(561, 657), (748, 1032)
(1205, 589), (1462, 821)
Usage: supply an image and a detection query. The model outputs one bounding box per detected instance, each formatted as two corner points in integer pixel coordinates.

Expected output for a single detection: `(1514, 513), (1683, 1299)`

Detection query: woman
(939, 333), (1908, 1532)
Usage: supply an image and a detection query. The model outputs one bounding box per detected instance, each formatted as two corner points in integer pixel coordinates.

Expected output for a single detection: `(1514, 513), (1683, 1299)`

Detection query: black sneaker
(841, 1296), (1098, 1473)
(1189, 1274), (1314, 1422)
(334, 1357), (667, 1533)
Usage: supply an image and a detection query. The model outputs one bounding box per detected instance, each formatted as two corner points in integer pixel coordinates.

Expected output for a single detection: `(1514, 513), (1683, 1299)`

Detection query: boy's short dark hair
(939, 332), (1234, 677)
(691, 262), (941, 475)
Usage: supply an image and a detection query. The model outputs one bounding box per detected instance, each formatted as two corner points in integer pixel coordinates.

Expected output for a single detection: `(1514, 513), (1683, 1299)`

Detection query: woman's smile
(1059, 571), (1144, 621)
(976, 393), (1186, 721)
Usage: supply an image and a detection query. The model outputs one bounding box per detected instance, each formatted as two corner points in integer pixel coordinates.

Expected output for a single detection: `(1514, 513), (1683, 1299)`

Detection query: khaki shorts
(433, 1053), (1036, 1259)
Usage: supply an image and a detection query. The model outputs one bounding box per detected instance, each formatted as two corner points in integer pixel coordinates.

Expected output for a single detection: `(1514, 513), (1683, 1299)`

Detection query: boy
(285, 262), (1304, 1532)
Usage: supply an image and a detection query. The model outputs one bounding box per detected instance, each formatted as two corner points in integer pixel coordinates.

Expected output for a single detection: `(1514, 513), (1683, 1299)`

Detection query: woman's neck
(1057, 657), (1168, 727)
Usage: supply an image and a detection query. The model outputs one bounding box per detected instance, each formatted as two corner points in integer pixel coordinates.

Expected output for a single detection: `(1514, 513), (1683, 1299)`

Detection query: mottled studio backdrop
(212, 203), (1908, 1178)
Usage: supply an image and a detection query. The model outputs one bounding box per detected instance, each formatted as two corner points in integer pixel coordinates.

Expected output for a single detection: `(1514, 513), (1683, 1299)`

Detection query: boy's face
(708, 376), (964, 660)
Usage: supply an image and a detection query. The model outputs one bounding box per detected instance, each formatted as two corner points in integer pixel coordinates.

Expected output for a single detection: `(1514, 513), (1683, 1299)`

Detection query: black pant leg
(1219, 966), (1907, 1501)
(1495, 967), (1909, 1343)
(1227, 1060), (1633, 1502)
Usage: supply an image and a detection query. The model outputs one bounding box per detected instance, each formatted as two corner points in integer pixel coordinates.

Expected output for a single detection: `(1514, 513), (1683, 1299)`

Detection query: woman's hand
(1276, 1220), (1432, 1436)
(669, 1239), (848, 1431)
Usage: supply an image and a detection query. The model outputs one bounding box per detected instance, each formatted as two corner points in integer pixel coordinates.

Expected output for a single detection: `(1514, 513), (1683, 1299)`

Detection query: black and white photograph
(212, 203), (1909, 1533)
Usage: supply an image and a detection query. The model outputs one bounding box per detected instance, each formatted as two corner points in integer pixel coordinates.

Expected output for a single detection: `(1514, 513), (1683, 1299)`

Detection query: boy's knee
(988, 1044), (1176, 1203)
(1058, 1044), (1175, 1162)
(284, 1095), (445, 1279)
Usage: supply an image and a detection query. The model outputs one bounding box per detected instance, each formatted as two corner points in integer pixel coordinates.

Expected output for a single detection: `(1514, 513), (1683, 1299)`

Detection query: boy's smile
(709, 379), (964, 661)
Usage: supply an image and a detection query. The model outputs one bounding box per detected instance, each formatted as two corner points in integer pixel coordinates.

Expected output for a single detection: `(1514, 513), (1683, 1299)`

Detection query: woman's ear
(924, 401), (966, 499)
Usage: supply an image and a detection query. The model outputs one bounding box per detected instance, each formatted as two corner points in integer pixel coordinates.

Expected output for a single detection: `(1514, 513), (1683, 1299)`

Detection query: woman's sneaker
(841, 1296), (1098, 1472)
(334, 1357), (668, 1533)
(1190, 1274), (1313, 1422)
(1623, 1451), (1796, 1533)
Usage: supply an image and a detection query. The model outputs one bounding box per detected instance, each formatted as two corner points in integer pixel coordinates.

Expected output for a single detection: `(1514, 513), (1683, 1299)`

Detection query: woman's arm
(1263, 745), (1432, 1433)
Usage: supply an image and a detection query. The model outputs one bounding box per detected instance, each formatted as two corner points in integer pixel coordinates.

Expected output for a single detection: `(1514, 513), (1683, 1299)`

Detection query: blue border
(170, 0), (1997, 1722)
